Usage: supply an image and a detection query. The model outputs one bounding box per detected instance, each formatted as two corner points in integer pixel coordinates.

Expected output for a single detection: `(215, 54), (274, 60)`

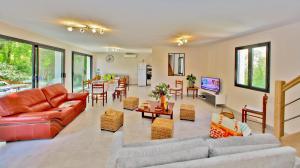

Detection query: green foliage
(102, 73), (116, 81)
(149, 83), (171, 100)
(0, 63), (30, 82)
(186, 74), (196, 83)
(0, 39), (32, 83)
(252, 52), (266, 88)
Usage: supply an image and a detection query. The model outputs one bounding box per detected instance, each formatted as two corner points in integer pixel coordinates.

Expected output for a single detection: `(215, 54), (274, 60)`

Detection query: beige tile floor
(0, 86), (271, 168)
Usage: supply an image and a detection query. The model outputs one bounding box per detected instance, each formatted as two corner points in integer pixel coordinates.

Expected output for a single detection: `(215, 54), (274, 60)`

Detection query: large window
(37, 46), (65, 88)
(0, 35), (65, 96)
(235, 42), (270, 92)
(72, 52), (92, 92)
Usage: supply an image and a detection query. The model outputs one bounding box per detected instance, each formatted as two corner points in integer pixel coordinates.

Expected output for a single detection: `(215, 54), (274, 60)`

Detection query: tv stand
(200, 90), (226, 107)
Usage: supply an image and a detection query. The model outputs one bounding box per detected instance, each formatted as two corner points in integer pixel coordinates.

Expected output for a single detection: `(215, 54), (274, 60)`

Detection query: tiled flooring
(0, 86), (270, 168)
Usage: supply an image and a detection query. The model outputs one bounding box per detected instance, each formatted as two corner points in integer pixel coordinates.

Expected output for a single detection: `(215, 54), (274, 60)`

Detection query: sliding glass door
(0, 36), (33, 96)
(72, 52), (92, 92)
(37, 46), (65, 87)
(0, 35), (65, 96)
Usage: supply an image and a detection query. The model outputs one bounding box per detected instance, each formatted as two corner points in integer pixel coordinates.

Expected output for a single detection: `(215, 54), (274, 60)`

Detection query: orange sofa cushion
(41, 84), (68, 107)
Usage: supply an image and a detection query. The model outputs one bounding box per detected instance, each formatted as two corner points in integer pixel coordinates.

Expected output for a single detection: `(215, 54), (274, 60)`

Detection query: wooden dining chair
(113, 78), (127, 102)
(82, 80), (91, 102)
(170, 80), (183, 100)
(242, 94), (268, 133)
(91, 82), (108, 106)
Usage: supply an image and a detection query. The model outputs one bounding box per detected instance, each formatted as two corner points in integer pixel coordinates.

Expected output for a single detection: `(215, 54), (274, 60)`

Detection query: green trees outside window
(235, 42), (270, 92)
(0, 35), (65, 96)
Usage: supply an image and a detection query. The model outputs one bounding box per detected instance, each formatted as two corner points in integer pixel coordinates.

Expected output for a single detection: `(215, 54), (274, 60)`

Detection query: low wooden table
(187, 86), (199, 99)
(136, 101), (174, 122)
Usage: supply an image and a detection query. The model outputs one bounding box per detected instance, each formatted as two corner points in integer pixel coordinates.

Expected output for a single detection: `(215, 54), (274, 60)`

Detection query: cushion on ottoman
(180, 104), (195, 121)
(101, 108), (124, 132)
(123, 97), (139, 110)
(151, 118), (174, 140)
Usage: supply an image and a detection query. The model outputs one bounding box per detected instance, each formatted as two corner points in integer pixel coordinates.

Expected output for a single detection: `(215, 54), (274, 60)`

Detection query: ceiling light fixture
(79, 28), (85, 33)
(67, 27), (73, 32)
(91, 28), (97, 33)
(177, 37), (188, 46)
(66, 25), (106, 35)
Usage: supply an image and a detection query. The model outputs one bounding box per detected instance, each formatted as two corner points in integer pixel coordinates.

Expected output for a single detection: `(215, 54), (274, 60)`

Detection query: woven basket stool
(101, 109), (124, 132)
(180, 104), (195, 121)
(123, 97), (139, 110)
(151, 118), (174, 140)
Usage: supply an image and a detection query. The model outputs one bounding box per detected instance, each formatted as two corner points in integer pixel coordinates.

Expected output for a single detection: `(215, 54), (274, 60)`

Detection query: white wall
(94, 53), (152, 84)
(151, 21), (300, 133)
(0, 21), (92, 91)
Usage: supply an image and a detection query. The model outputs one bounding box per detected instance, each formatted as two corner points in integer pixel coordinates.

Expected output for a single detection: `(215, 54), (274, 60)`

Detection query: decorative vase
(160, 95), (166, 110)
(188, 81), (194, 88)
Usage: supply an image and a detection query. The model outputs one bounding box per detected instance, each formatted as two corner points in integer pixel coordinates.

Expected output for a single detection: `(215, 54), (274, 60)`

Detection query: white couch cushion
(209, 143), (280, 157)
(116, 146), (208, 168)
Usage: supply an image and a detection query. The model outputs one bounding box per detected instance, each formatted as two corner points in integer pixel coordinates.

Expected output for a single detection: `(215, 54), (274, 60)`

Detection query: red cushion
(41, 84), (68, 107)
(16, 89), (52, 112)
(0, 93), (30, 117)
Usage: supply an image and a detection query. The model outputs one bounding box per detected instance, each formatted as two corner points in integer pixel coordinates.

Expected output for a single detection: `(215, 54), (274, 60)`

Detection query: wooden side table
(187, 87), (199, 99)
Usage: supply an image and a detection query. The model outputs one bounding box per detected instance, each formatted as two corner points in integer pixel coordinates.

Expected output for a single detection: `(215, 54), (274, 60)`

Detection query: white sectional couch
(106, 132), (300, 168)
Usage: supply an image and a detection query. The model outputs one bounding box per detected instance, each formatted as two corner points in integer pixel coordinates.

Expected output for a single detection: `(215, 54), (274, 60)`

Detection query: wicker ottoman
(123, 97), (139, 110)
(101, 109), (124, 132)
(151, 118), (174, 140)
(180, 104), (195, 121)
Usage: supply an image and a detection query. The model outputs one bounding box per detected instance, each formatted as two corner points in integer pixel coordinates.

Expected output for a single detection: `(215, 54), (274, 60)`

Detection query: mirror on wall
(168, 53), (185, 76)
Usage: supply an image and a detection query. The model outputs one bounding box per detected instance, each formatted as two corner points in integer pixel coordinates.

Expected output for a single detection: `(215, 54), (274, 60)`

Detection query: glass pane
(38, 47), (63, 87)
(251, 46), (267, 89)
(168, 53), (185, 76)
(73, 54), (91, 92)
(0, 38), (33, 96)
(236, 49), (249, 85)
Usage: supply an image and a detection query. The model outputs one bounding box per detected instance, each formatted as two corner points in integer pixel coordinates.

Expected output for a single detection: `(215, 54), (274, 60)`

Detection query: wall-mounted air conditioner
(124, 53), (138, 58)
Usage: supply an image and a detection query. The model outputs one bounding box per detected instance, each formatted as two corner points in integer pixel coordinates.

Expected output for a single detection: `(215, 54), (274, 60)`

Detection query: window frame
(234, 42), (271, 93)
(168, 53), (185, 76)
(0, 34), (66, 89)
(71, 51), (93, 92)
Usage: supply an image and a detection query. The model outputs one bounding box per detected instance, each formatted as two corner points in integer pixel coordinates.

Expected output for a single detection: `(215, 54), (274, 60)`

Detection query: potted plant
(149, 83), (171, 109)
(186, 74), (196, 88)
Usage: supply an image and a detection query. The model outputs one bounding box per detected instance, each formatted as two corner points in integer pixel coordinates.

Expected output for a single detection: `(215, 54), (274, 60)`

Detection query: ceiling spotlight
(91, 28), (97, 33)
(183, 39), (188, 43)
(99, 28), (105, 35)
(67, 27), (73, 32)
(79, 28), (85, 33)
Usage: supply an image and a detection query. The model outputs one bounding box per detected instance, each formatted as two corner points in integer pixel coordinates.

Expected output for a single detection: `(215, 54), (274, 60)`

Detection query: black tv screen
(201, 77), (221, 93)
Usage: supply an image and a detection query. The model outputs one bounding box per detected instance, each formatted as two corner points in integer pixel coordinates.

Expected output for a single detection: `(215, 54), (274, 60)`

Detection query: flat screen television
(201, 77), (221, 93)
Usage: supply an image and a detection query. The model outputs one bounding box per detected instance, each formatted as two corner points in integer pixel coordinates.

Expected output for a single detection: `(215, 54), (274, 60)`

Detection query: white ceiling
(1, 0), (300, 53)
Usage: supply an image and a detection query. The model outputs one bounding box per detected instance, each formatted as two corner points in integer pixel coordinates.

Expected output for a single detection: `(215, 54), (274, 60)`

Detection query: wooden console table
(187, 86), (199, 99)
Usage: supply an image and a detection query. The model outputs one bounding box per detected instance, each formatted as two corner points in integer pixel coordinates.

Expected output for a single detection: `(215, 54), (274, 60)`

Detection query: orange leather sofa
(0, 84), (88, 142)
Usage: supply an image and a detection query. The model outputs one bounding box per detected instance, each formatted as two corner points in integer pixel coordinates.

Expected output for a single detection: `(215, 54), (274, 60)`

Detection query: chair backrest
(82, 80), (91, 92)
(118, 78), (127, 88)
(92, 82), (108, 94)
(175, 80), (183, 89)
(263, 94), (268, 114)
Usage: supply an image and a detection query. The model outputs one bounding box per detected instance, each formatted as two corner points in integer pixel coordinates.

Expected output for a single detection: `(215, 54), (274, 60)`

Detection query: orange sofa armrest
(67, 93), (88, 101)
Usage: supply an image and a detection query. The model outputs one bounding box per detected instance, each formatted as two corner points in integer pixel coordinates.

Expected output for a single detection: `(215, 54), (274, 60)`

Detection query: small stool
(101, 108), (124, 132)
(180, 104), (195, 121)
(123, 97), (139, 110)
(151, 118), (174, 140)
